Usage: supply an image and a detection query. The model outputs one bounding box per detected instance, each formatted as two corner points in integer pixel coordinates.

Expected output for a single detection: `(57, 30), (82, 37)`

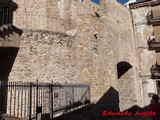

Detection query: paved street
(2, 113), (152, 120)
(53, 104), (153, 120)
(111, 116), (151, 120)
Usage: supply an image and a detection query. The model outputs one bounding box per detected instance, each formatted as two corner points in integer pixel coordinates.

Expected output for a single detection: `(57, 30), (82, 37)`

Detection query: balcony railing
(148, 36), (160, 50)
(146, 11), (160, 25)
(150, 64), (160, 79)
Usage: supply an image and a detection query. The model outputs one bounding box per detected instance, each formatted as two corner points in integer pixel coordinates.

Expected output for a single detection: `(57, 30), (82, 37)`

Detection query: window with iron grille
(0, 7), (12, 27)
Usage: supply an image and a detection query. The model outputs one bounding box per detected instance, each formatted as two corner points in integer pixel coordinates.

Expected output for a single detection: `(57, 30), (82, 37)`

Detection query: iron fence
(0, 81), (91, 120)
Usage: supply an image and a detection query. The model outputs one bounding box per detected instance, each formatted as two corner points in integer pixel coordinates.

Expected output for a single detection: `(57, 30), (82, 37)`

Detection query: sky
(118, 0), (141, 4)
(118, 0), (129, 4)
(92, 0), (100, 4)
(92, 0), (139, 5)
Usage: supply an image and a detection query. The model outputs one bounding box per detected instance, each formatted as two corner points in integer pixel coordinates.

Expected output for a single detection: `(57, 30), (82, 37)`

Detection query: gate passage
(0, 81), (91, 120)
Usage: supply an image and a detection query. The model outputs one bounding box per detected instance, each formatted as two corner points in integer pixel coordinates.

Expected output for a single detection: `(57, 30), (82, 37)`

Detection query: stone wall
(12, 0), (71, 32)
(9, 30), (76, 83)
(102, 0), (141, 110)
(5, 0), (143, 111)
(12, 0), (100, 32)
(77, 0), (100, 12)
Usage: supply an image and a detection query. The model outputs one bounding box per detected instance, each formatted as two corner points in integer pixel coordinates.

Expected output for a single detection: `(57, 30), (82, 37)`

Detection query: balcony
(148, 36), (160, 50)
(146, 11), (160, 25)
(150, 64), (160, 79)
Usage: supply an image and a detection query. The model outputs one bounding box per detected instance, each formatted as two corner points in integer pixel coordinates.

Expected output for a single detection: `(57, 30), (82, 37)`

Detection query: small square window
(54, 93), (59, 98)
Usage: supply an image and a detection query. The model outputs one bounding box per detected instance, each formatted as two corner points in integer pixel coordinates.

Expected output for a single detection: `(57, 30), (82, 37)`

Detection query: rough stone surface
(0, 0), (153, 113)
(10, 30), (76, 83)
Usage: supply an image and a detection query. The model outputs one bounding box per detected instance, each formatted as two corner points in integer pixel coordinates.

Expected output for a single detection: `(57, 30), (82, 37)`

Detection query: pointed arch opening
(117, 61), (132, 79)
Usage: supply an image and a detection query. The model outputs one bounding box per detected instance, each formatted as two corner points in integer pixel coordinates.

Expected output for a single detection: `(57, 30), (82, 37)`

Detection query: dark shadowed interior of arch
(117, 61), (132, 79)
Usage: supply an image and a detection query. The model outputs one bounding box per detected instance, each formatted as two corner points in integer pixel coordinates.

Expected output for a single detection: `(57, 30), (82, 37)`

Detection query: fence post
(29, 83), (33, 120)
(50, 83), (53, 120)
(36, 80), (38, 120)
(72, 87), (74, 103)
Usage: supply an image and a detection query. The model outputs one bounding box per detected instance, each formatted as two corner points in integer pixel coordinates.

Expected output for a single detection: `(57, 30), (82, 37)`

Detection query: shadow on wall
(0, 47), (19, 113)
(0, 0), (22, 113)
(0, 0), (22, 81)
(53, 87), (120, 120)
(53, 86), (151, 120)
(0, 47), (19, 81)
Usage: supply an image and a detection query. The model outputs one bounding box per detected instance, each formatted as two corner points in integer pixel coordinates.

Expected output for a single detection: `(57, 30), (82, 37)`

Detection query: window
(54, 93), (59, 98)
(0, 7), (12, 27)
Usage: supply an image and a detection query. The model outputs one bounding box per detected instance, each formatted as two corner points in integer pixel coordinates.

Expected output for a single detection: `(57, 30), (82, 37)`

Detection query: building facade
(0, 0), (159, 115)
(130, 0), (160, 106)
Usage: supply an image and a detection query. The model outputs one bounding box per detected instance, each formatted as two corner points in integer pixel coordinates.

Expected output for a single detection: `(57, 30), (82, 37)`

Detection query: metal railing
(0, 81), (91, 120)
(146, 11), (153, 20)
(147, 35), (160, 50)
(150, 64), (160, 79)
(146, 10), (160, 20)
(146, 11), (160, 24)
